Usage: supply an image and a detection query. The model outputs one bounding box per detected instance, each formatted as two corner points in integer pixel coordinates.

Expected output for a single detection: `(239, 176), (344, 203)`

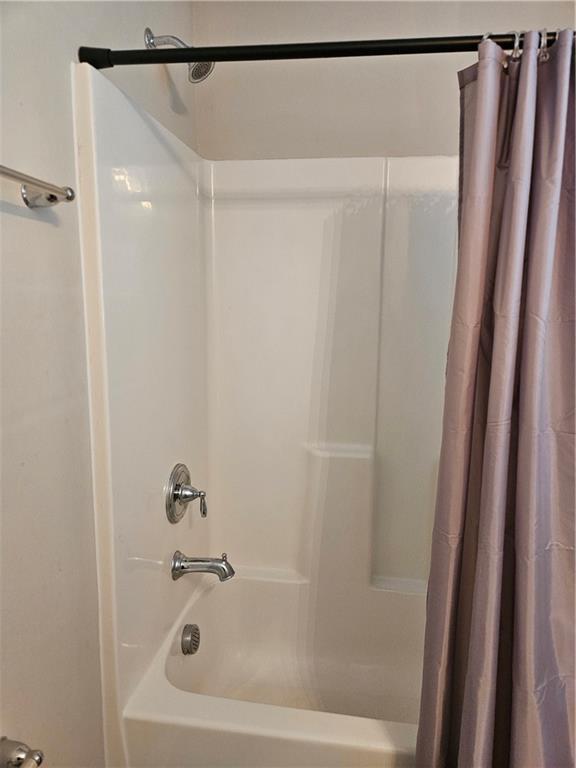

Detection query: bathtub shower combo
(74, 51), (458, 765)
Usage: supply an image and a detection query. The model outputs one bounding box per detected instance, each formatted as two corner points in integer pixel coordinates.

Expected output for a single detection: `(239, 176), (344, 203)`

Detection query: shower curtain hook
(481, 32), (491, 42)
(512, 31), (522, 59)
(538, 29), (550, 61)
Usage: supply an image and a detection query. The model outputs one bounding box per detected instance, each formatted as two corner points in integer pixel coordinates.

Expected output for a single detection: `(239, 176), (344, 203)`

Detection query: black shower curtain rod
(78, 31), (562, 70)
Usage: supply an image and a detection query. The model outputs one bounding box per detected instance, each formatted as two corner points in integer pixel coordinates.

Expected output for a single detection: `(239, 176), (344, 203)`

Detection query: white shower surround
(74, 65), (457, 766)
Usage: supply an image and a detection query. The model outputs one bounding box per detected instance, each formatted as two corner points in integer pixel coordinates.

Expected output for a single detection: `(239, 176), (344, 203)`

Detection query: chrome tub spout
(171, 551), (235, 582)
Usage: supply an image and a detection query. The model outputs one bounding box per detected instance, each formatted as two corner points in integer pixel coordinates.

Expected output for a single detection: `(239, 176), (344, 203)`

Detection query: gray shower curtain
(416, 30), (574, 768)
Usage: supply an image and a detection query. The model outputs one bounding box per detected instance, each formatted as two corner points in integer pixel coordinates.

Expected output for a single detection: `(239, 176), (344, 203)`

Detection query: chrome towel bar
(0, 164), (75, 208)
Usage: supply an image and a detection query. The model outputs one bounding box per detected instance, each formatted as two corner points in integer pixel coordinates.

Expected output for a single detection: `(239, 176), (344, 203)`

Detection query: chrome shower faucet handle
(165, 463), (207, 523)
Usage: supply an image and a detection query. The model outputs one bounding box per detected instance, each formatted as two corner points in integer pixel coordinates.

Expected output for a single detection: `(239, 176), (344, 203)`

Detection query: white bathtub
(123, 573), (417, 767)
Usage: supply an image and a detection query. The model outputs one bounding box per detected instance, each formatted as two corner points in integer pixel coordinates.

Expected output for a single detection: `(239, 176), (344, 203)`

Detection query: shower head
(188, 60), (215, 84)
(144, 27), (215, 83)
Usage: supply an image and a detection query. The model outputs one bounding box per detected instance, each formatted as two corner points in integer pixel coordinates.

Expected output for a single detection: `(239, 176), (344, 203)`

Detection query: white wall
(0, 4), (196, 766)
(191, 1), (574, 159)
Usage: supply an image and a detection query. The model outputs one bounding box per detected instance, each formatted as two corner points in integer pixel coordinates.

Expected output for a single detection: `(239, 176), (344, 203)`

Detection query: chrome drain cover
(181, 624), (200, 655)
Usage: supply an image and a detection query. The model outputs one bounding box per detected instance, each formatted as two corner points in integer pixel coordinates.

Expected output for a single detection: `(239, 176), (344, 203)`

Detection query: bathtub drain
(181, 624), (200, 655)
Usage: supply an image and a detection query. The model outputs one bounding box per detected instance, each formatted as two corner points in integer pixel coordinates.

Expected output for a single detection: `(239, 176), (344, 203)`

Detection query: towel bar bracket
(0, 164), (75, 209)
(20, 183), (75, 209)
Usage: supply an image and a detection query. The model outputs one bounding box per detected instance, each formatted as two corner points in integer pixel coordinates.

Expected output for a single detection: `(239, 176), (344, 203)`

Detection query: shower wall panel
(203, 157), (458, 587)
(201, 157), (457, 721)
(203, 159), (385, 573)
(374, 157), (458, 587)
(75, 65), (208, 764)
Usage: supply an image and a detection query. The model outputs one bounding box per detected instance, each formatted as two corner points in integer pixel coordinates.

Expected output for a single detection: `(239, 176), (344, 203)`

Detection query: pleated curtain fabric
(416, 30), (575, 768)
